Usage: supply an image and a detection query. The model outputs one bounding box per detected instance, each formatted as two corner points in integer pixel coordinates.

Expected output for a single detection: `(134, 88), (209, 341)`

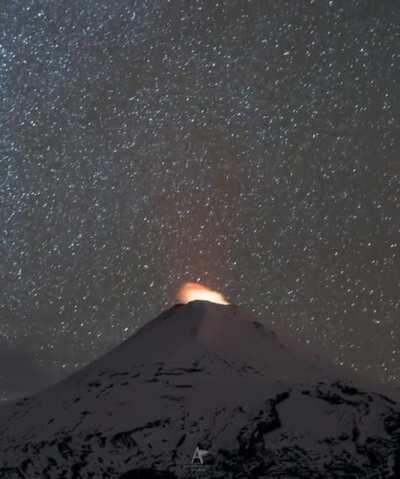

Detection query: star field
(1, 0), (399, 400)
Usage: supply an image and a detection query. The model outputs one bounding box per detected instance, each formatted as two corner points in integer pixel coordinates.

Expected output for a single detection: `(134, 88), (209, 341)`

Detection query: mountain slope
(0, 301), (399, 478)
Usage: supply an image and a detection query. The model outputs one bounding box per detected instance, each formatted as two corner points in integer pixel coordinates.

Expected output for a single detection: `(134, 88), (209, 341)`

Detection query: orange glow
(176, 282), (229, 305)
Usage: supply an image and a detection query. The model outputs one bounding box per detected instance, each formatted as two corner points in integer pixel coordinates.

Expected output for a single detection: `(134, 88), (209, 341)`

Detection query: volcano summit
(0, 301), (399, 478)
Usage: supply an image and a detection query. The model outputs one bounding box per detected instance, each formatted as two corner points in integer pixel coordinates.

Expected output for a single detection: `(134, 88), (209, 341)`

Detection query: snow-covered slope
(0, 301), (399, 478)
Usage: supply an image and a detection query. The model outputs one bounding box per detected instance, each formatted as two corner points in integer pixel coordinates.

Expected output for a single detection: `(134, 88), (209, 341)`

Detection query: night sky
(1, 0), (399, 401)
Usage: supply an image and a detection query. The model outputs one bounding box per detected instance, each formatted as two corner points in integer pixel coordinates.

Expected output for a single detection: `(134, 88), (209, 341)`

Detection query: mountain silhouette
(0, 301), (399, 478)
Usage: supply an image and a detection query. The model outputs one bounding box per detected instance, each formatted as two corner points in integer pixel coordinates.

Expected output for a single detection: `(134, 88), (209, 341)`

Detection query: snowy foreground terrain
(0, 301), (399, 478)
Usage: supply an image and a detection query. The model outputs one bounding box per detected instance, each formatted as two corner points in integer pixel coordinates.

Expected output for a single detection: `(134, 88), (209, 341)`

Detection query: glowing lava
(177, 282), (229, 305)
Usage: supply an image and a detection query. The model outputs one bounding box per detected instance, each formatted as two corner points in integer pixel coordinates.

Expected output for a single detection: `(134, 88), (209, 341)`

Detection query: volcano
(0, 301), (399, 478)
